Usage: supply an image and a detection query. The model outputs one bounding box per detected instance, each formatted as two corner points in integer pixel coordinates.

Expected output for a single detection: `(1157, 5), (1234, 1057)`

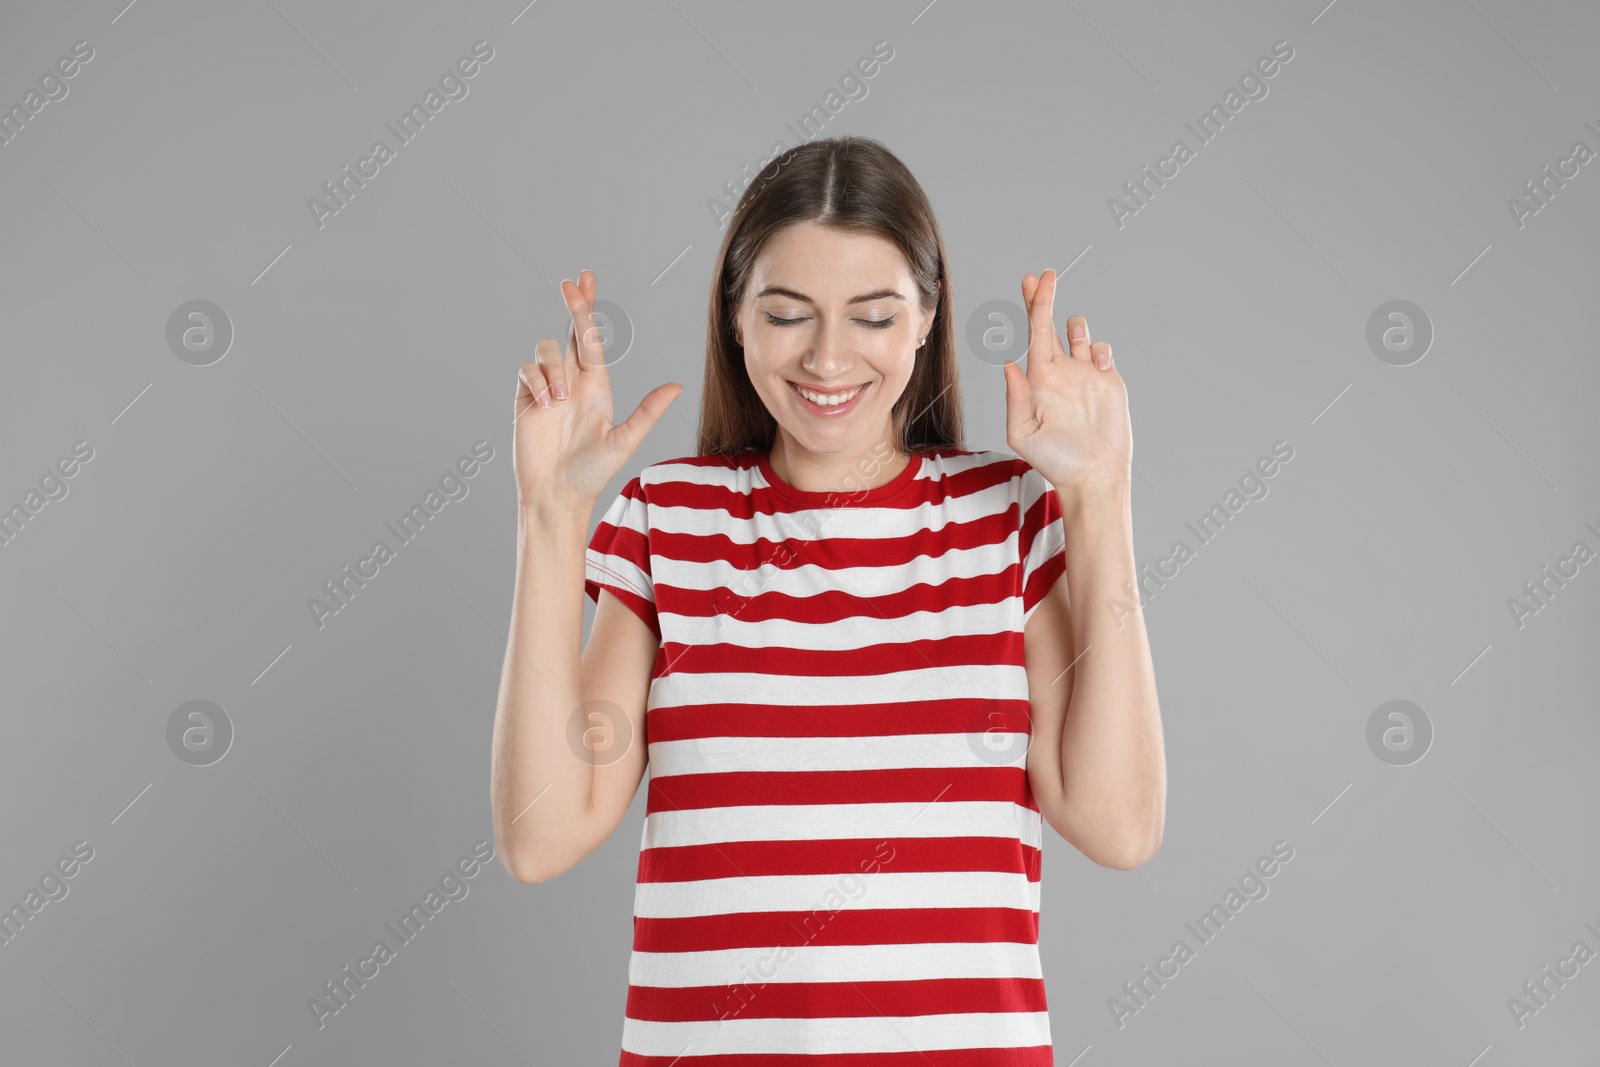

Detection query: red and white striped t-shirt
(584, 445), (1068, 1065)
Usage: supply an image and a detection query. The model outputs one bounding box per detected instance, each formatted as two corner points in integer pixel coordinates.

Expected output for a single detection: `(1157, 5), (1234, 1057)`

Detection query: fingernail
(1069, 323), (1085, 342)
(537, 389), (551, 408)
(552, 380), (568, 400)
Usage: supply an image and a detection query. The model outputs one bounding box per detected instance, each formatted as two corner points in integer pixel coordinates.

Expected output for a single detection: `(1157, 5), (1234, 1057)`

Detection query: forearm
(1056, 484), (1166, 863)
(489, 504), (594, 879)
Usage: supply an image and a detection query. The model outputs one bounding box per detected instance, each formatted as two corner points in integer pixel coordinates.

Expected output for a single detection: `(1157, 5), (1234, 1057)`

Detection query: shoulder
(631, 451), (759, 498)
(923, 447), (1041, 498)
(927, 447), (1029, 471)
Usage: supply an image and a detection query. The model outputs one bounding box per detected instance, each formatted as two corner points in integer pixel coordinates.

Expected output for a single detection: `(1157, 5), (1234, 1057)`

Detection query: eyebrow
(754, 286), (905, 305)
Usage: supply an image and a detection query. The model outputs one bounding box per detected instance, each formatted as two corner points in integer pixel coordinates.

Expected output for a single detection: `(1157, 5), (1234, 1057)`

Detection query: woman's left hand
(1002, 268), (1132, 498)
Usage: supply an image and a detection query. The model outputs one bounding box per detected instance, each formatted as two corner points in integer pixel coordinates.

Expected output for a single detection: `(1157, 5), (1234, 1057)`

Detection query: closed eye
(766, 313), (897, 329)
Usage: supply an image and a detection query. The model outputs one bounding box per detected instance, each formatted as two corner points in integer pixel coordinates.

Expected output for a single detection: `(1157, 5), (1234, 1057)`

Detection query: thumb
(610, 381), (683, 459)
(1002, 360), (1032, 442)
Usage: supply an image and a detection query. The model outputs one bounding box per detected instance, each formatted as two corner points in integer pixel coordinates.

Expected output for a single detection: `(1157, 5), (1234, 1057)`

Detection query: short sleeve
(584, 475), (660, 639)
(1019, 464), (1068, 624)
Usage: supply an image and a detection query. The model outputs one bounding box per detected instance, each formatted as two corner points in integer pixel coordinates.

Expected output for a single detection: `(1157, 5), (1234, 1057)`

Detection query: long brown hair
(698, 135), (965, 458)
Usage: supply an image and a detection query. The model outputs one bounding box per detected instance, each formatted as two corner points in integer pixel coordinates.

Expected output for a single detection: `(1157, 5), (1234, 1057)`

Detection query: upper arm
(576, 474), (661, 849)
(1024, 576), (1076, 842)
(577, 588), (657, 841)
(1014, 463), (1086, 851)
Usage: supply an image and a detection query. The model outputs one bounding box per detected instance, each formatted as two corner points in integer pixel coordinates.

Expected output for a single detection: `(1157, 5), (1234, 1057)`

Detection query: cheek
(743, 354), (788, 406)
(884, 354), (918, 390)
(745, 352), (780, 389)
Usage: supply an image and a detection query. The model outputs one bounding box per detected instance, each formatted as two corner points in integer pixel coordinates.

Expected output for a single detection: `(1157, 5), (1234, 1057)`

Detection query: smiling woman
(492, 134), (1166, 1066)
(735, 237), (933, 463)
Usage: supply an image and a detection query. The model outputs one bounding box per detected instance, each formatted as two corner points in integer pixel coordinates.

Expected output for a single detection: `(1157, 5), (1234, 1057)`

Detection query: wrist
(519, 500), (593, 537)
(1056, 480), (1131, 515)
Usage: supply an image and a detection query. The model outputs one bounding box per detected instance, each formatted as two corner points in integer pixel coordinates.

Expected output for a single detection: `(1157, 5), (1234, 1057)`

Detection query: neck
(770, 433), (908, 494)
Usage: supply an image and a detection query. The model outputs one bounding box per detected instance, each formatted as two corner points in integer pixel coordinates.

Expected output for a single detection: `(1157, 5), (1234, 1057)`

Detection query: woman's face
(735, 220), (931, 460)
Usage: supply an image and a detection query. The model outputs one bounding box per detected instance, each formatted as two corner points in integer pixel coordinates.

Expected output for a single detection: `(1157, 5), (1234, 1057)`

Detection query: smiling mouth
(788, 380), (867, 408)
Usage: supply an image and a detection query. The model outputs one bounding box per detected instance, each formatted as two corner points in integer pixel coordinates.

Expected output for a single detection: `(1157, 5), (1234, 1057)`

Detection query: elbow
(504, 848), (565, 885)
(500, 833), (586, 885)
(493, 826), (553, 884)
(1101, 827), (1163, 870)
(512, 864), (556, 886)
(1046, 792), (1164, 870)
(504, 850), (541, 884)
(495, 840), (540, 884)
(495, 801), (603, 884)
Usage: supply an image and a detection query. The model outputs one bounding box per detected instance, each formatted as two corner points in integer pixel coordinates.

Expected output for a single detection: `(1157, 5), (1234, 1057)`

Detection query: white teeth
(796, 384), (862, 407)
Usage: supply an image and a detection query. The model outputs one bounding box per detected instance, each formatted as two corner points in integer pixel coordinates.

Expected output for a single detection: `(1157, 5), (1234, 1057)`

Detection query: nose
(801, 320), (853, 381)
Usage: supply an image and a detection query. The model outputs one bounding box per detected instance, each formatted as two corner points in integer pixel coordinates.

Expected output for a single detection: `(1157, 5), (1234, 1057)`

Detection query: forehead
(749, 222), (911, 299)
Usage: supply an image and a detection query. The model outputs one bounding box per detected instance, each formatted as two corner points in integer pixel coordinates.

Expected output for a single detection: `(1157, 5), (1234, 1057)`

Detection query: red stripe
(650, 449), (1012, 525)
(1023, 550), (1067, 617)
(660, 568), (1023, 633)
(644, 698), (1035, 742)
(652, 502), (1013, 574)
(659, 630), (1022, 680)
(586, 576), (661, 639)
(626, 974), (1049, 1023)
(634, 905), (1041, 954)
(646, 766), (1035, 813)
(637, 836), (1041, 883)
(620, 1046), (1054, 1066)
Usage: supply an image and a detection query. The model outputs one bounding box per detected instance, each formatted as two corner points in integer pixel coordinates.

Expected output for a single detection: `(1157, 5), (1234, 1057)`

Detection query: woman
(491, 135), (1164, 1064)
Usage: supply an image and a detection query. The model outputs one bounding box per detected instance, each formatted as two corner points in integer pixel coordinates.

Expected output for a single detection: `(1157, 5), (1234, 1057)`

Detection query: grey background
(1, 0), (1596, 1064)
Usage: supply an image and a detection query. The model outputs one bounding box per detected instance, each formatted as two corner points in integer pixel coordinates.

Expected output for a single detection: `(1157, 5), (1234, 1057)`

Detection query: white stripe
(622, 1008), (1052, 1056)
(665, 594), (1021, 649)
(628, 938), (1044, 988)
(650, 663), (1028, 707)
(641, 800), (1043, 851)
(634, 869), (1041, 921)
(641, 449), (1018, 536)
(650, 474), (1013, 542)
(656, 536), (1020, 605)
(648, 732), (1028, 774)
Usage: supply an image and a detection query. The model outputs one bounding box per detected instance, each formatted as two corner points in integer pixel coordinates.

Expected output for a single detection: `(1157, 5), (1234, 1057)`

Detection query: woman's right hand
(513, 270), (683, 514)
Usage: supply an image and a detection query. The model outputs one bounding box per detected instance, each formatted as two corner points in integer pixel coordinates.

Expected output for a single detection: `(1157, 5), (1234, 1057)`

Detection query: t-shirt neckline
(756, 447), (925, 509)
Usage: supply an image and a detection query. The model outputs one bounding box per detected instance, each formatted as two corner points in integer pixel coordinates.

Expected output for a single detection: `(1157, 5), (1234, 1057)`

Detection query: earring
(918, 338), (926, 348)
